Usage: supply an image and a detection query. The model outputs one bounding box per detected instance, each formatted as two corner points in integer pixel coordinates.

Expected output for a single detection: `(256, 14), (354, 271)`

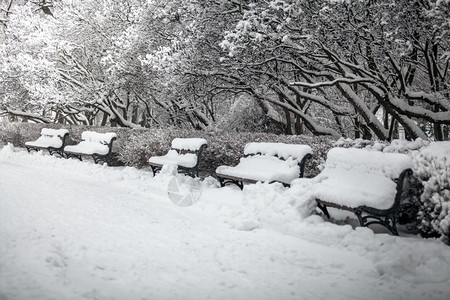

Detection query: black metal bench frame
(65, 137), (116, 166)
(316, 168), (413, 236)
(149, 144), (208, 177)
(25, 131), (69, 157)
(217, 153), (312, 190)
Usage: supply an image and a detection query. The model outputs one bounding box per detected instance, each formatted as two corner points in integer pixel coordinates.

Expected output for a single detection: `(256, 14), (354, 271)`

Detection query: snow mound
(229, 181), (317, 232)
(244, 142), (312, 160)
(325, 147), (413, 178)
(216, 155), (301, 184)
(171, 138), (207, 151)
(149, 149), (198, 168)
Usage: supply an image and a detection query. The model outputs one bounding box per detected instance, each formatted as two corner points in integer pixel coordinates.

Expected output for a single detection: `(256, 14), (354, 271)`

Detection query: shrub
(414, 142), (450, 245)
(120, 129), (335, 178)
(0, 122), (335, 177)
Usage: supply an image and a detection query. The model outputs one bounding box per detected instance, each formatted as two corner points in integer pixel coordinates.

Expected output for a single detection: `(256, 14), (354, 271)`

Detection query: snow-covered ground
(0, 143), (449, 300)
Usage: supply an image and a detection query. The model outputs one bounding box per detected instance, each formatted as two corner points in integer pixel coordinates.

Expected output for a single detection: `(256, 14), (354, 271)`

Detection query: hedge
(0, 122), (335, 178)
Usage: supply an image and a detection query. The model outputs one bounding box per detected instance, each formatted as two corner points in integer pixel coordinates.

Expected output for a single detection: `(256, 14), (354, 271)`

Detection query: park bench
(64, 131), (117, 165)
(25, 128), (69, 157)
(310, 147), (413, 235)
(215, 142), (312, 190)
(148, 138), (208, 177)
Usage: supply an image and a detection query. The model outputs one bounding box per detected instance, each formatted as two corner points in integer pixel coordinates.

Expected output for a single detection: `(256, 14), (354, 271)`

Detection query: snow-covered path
(0, 145), (449, 300)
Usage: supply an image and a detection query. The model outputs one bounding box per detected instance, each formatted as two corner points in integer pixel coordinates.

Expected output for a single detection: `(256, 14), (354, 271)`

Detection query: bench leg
(316, 202), (331, 219)
(355, 209), (399, 236)
(48, 147), (65, 158)
(26, 147), (39, 153)
(150, 165), (162, 176)
(218, 177), (225, 188)
(218, 177), (244, 190)
(56, 149), (65, 157)
(92, 154), (106, 165)
(66, 153), (82, 161)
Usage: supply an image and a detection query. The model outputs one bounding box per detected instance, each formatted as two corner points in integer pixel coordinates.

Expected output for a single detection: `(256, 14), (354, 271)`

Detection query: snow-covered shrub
(0, 122), (335, 177)
(116, 128), (334, 177)
(118, 129), (180, 169)
(0, 122), (53, 147)
(334, 137), (430, 154)
(414, 142), (450, 245)
(333, 137), (378, 149)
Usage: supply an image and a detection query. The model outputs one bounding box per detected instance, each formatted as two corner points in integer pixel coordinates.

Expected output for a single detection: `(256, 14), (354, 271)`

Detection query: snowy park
(1, 142), (450, 300)
(1, 1), (450, 299)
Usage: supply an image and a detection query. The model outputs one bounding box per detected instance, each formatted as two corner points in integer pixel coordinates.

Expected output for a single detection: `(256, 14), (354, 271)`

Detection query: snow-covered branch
(289, 78), (375, 88)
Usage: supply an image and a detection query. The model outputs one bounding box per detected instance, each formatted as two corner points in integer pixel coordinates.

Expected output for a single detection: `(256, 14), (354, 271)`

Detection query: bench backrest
(81, 131), (117, 145)
(171, 138), (208, 152)
(324, 147), (413, 179)
(41, 128), (69, 138)
(244, 142), (312, 161)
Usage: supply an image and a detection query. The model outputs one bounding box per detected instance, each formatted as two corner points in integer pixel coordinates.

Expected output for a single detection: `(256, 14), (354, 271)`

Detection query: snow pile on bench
(148, 138), (207, 168)
(25, 128), (69, 149)
(171, 138), (207, 151)
(216, 143), (312, 185)
(64, 131), (117, 155)
(305, 148), (413, 210)
(149, 150), (198, 168)
(244, 142), (312, 160)
(216, 155), (301, 184)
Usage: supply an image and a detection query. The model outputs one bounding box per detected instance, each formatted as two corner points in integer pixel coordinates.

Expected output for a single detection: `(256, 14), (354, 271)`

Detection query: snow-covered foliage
(1, 1), (449, 139)
(0, 122), (335, 177)
(415, 142), (450, 245)
(213, 0), (450, 140)
(0, 0), (219, 129)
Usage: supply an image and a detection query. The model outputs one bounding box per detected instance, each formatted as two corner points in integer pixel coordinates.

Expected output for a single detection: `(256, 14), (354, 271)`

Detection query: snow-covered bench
(64, 131), (117, 165)
(148, 138), (208, 177)
(215, 142), (312, 190)
(25, 128), (69, 157)
(312, 147), (413, 235)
